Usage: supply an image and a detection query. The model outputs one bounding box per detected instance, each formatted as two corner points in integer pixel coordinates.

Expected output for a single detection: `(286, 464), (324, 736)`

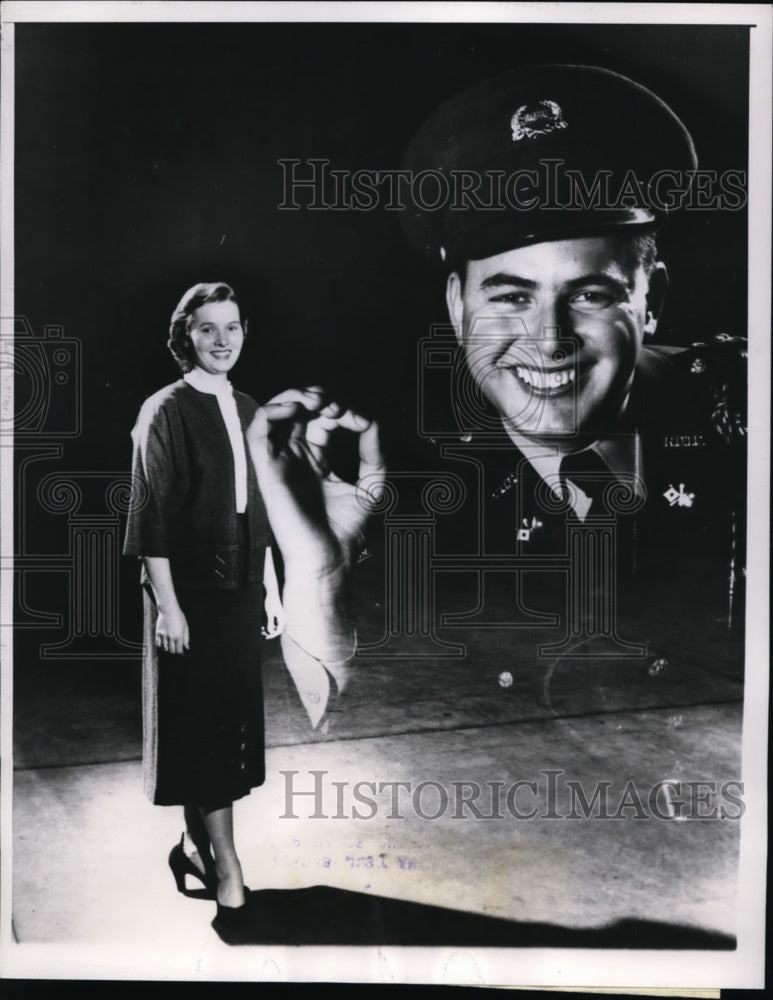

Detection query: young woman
(125, 280), (383, 935)
(124, 282), (282, 924)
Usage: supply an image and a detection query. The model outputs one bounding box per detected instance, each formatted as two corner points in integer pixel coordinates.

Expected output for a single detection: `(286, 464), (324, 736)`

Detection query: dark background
(13, 20), (749, 664)
(16, 21), (749, 448)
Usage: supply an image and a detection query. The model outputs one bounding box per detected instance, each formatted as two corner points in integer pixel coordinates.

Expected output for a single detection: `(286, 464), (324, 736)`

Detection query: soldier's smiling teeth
(514, 366), (575, 389)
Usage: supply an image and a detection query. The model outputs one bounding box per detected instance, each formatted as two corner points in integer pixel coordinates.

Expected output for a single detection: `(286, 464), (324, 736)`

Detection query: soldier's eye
(490, 292), (532, 306)
(571, 290), (616, 311)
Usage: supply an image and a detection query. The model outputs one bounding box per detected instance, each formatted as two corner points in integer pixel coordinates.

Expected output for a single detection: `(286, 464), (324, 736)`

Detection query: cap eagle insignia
(510, 100), (568, 141)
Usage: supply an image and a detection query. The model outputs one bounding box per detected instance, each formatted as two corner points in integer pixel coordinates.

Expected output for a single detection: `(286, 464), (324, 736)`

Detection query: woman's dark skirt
(142, 579), (265, 808)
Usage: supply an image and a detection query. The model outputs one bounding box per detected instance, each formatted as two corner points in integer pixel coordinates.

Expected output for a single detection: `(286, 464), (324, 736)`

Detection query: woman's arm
(143, 556), (190, 656)
(262, 546), (285, 639)
(124, 396), (187, 560)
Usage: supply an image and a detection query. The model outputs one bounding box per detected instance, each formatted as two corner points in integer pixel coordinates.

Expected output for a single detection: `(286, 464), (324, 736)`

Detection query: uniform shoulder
(637, 343), (687, 377)
(678, 334), (748, 445)
(639, 335), (747, 381)
(642, 335), (747, 373)
(636, 336), (747, 445)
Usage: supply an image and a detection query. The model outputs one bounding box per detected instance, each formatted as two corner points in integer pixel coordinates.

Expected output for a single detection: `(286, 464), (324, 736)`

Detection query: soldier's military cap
(401, 64), (698, 265)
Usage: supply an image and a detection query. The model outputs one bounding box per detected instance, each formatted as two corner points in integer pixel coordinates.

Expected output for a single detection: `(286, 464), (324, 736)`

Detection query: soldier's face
(446, 235), (666, 445)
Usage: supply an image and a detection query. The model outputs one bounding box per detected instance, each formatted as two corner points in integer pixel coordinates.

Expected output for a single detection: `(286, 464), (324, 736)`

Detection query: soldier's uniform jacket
(425, 335), (747, 651)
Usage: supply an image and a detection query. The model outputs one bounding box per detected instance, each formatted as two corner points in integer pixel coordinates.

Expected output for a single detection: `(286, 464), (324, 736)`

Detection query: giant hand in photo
(246, 387), (385, 728)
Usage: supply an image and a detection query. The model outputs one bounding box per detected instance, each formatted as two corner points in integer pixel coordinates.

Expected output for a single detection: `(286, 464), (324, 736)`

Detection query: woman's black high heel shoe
(168, 834), (216, 899)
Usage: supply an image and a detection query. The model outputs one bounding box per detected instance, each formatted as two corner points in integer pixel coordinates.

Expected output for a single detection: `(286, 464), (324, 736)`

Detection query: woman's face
(188, 299), (244, 375)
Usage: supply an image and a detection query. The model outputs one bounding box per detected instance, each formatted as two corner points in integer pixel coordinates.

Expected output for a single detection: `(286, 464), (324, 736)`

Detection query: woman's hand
(262, 546), (284, 639)
(246, 387), (385, 576)
(155, 604), (190, 655)
(143, 557), (191, 656)
(262, 589), (285, 639)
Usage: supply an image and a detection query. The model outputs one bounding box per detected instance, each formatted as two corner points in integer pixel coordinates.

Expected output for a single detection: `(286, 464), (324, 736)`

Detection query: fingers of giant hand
(246, 406), (268, 445)
(247, 406), (293, 468)
(357, 419), (384, 473)
(306, 405), (373, 444)
(305, 402), (344, 447)
(254, 389), (331, 452)
(335, 408), (372, 434)
(262, 387), (328, 423)
(356, 420), (386, 510)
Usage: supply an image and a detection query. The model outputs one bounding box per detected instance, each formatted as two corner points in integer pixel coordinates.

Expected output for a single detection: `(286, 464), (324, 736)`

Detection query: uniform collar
(504, 424), (644, 501)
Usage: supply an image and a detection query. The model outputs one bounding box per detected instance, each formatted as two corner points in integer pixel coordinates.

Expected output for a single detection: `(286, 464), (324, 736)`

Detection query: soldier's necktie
(559, 448), (614, 520)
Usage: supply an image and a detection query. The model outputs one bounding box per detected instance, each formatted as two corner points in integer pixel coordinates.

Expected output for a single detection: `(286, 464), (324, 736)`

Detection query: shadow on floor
(211, 885), (736, 949)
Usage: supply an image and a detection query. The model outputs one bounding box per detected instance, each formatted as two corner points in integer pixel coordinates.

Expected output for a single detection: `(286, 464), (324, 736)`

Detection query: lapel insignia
(517, 515), (543, 541)
(663, 483), (695, 508)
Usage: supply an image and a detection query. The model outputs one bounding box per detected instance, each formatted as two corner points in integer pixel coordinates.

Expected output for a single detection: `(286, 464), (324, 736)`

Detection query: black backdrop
(13, 20), (749, 652)
(15, 21), (749, 452)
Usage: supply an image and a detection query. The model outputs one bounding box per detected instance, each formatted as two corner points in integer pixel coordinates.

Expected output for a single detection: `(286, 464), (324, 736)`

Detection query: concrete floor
(7, 571), (752, 985)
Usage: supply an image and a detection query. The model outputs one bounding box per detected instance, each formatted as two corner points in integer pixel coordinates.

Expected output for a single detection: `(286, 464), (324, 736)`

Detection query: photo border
(0, 1), (769, 989)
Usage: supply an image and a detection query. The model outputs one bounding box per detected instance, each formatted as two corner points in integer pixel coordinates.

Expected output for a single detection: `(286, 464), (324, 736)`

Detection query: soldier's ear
(644, 262), (668, 338)
(446, 271), (464, 342)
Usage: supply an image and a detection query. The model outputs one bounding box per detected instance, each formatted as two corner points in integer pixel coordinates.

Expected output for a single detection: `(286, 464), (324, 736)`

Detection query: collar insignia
(517, 516), (543, 542)
(663, 482), (695, 508)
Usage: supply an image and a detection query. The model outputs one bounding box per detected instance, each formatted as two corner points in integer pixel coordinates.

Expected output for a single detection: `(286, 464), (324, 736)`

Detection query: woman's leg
(183, 803), (214, 876)
(199, 803), (245, 908)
